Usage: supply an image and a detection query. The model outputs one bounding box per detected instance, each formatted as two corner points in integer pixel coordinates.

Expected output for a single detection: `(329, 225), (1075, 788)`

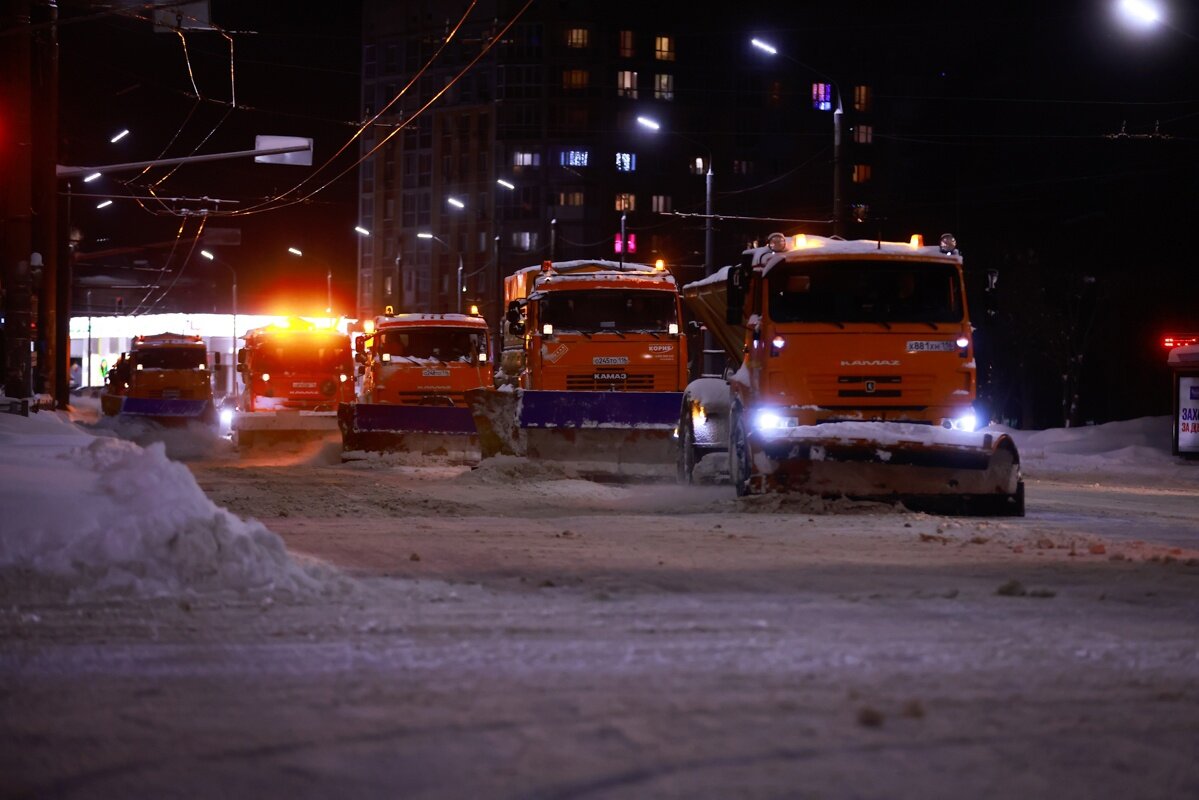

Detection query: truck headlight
(754, 408), (797, 432)
(945, 411), (978, 432)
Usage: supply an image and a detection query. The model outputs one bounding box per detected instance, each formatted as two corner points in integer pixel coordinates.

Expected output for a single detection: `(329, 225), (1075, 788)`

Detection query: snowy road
(3, 437), (1199, 799)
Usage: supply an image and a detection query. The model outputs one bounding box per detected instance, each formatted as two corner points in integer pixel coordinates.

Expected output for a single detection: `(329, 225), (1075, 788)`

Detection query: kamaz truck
(338, 310), (493, 458)
(676, 233), (1024, 515)
(468, 259), (689, 478)
(232, 318), (355, 448)
(100, 332), (216, 425)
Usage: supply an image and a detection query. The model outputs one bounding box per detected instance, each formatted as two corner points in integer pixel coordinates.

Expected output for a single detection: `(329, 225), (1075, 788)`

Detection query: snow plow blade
(466, 388), (683, 481)
(233, 411), (340, 449)
(117, 397), (215, 423)
(742, 424), (1024, 516)
(337, 402), (480, 459)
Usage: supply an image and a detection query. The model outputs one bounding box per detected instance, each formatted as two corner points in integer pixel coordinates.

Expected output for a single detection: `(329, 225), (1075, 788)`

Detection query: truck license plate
(906, 340), (957, 352)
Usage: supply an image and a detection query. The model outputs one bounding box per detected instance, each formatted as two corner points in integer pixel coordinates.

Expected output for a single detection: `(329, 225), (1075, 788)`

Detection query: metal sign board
(201, 228), (242, 246)
(151, 1), (215, 32)
(254, 136), (314, 166)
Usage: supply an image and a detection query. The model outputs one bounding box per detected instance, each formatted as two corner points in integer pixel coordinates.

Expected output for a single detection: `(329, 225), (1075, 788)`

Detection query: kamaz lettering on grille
(840, 360), (901, 367)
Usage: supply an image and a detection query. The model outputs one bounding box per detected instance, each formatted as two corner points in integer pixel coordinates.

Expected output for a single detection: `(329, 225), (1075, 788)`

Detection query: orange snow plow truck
(467, 259), (689, 478)
(337, 310), (493, 457)
(100, 332), (215, 425)
(232, 318), (355, 448)
(677, 233), (1024, 515)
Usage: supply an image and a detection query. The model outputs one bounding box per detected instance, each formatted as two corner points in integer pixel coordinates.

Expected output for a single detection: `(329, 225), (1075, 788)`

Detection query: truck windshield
(256, 339), (352, 373)
(375, 328), (482, 363)
(540, 290), (677, 333)
(768, 260), (964, 324)
(133, 347), (206, 370)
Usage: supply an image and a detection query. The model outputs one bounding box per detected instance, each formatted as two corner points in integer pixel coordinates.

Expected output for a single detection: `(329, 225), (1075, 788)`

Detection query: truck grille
(836, 374), (902, 399)
(565, 373), (656, 391)
(145, 388), (200, 399)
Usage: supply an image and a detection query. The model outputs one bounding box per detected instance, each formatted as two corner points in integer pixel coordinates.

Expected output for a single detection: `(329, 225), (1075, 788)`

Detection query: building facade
(356, 1), (873, 326)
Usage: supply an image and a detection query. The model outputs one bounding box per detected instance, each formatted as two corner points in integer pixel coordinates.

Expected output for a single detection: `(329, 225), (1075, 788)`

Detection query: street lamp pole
(751, 37), (843, 237)
(417, 232), (453, 312)
(635, 115), (714, 275)
(200, 249), (236, 395)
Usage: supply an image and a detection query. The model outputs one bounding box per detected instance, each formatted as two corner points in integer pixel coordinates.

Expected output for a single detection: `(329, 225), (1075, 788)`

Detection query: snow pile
(0, 410), (341, 600)
(1004, 416), (1194, 482)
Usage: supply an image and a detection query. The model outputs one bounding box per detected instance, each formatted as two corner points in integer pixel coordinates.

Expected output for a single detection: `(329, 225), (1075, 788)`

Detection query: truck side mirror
(236, 347), (247, 365)
(726, 263), (748, 325)
(506, 300), (525, 335)
(354, 334), (367, 354)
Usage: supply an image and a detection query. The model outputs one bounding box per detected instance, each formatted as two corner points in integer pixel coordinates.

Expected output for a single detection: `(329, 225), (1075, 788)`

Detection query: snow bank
(0, 410), (342, 601)
(1004, 416), (1195, 482)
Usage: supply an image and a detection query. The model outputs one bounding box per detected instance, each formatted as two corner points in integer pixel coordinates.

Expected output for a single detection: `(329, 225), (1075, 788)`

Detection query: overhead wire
(225, 0), (536, 220)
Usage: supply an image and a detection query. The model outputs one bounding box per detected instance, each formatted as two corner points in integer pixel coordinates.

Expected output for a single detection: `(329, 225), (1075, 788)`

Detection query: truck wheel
(729, 411), (753, 497)
(676, 411), (697, 484)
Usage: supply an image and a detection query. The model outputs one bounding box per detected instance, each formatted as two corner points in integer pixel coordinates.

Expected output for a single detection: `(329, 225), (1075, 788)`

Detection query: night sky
(53, 0), (1199, 424)
(58, 0), (364, 314)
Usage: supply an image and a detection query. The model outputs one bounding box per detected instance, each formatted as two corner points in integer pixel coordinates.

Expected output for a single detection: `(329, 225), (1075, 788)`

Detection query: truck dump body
(469, 260), (687, 479)
(99, 333), (215, 425)
(679, 234), (1023, 515)
(338, 312), (492, 458)
(233, 319), (354, 448)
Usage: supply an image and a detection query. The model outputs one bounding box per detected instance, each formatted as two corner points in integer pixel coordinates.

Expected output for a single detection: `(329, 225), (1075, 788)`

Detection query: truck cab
(237, 318), (355, 414)
(100, 332), (215, 424)
(358, 311), (492, 407)
(501, 259), (688, 393)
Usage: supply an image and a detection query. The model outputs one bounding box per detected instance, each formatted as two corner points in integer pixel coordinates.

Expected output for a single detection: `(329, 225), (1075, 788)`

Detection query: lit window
(513, 151), (540, 167)
(655, 35), (675, 61)
(688, 157), (707, 176)
(652, 195), (672, 213)
(615, 193), (636, 211)
(854, 85), (871, 113)
(558, 191), (585, 206)
(563, 69), (589, 90)
(615, 152), (637, 172)
(617, 70), (638, 98)
(654, 73), (673, 101)
(384, 275), (394, 296)
(733, 160), (751, 176)
(853, 164), (872, 183)
(510, 231), (540, 251)
(812, 83), (832, 112)
(566, 28), (589, 48)
(619, 30), (634, 58)
(560, 149), (590, 167)
(853, 124), (873, 145)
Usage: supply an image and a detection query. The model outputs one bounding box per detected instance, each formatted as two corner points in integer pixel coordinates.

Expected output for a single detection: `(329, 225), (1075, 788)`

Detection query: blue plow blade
(466, 389), (684, 479)
(518, 389), (682, 428)
(345, 403), (477, 434)
(338, 402), (480, 458)
(120, 397), (213, 419)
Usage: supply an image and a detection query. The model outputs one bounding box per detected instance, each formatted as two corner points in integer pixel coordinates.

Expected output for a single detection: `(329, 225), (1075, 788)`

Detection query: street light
(418, 232), (464, 313)
(287, 247), (335, 314)
(200, 249), (237, 396)
(635, 115), (714, 278)
(751, 36), (844, 237)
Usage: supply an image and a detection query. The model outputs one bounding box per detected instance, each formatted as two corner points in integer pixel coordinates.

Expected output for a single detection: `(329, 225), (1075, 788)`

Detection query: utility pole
(31, 0), (60, 403)
(1, 0), (35, 399)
